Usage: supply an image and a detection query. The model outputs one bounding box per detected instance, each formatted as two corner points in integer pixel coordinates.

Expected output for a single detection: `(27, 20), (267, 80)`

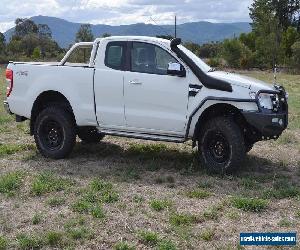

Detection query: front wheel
(34, 106), (76, 159)
(198, 116), (246, 174)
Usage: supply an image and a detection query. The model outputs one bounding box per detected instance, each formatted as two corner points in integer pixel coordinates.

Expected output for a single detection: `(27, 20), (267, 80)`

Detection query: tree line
(1, 0), (299, 71)
(0, 20), (110, 63)
(183, 0), (300, 71)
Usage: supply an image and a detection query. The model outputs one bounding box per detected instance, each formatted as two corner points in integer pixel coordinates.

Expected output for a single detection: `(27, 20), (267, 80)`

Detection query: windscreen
(178, 45), (212, 73)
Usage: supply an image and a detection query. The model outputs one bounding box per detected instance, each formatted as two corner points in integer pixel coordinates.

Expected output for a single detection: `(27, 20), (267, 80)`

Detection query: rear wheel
(78, 127), (105, 143)
(198, 116), (246, 174)
(34, 106), (76, 159)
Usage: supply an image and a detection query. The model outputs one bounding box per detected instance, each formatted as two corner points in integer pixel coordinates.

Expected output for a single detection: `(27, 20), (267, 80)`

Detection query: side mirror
(167, 62), (186, 77)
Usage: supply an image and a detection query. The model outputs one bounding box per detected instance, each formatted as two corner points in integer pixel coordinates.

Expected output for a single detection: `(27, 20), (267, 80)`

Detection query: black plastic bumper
(242, 111), (288, 137)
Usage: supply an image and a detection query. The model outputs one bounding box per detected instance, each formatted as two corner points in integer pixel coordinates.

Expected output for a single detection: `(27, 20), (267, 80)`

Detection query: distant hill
(4, 15), (251, 48)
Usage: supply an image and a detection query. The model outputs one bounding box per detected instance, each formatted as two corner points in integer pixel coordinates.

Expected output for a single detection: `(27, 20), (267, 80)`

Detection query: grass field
(0, 66), (299, 249)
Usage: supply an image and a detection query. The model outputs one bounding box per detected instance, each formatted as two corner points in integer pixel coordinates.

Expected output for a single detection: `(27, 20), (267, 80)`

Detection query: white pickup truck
(4, 36), (288, 174)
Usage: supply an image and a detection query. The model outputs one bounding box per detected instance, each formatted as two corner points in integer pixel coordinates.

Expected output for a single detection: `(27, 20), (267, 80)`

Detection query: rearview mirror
(167, 62), (186, 77)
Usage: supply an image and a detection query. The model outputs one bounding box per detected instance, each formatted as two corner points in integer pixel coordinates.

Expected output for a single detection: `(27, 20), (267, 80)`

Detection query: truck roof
(95, 36), (171, 46)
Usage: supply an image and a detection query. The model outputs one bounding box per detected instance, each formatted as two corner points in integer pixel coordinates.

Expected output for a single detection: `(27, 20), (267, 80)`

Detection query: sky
(0, 0), (253, 33)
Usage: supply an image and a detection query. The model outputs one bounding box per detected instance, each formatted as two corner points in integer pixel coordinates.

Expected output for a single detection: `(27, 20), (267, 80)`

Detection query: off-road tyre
(34, 106), (76, 159)
(198, 116), (246, 174)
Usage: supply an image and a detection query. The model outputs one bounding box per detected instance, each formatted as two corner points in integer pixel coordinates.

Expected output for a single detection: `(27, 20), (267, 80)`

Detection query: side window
(64, 46), (93, 66)
(105, 42), (125, 70)
(131, 42), (178, 75)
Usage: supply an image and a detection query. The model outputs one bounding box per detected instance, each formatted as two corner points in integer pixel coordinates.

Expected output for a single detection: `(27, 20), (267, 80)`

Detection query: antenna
(274, 64), (277, 84)
(175, 15), (177, 38)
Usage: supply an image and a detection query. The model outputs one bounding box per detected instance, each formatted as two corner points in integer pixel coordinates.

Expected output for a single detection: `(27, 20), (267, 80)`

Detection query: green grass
(203, 208), (219, 221)
(138, 230), (159, 246)
(31, 172), (74, 196)
(278, 218), (293, 227)
(47, 196), (66, 207)
(169, 212), (198, 227)
(72, 178), (119, 218)
(32, 213), (42, 225)
(114, 241), (135, 250)
(239, 177), (260, 190)
(157, 239), (177, 250)
(45, 231), (64, 247)
(186, 189), (211, 199)
(0, 143), (35, 157)
(0, 171), (24, 196)
(149, 199), (172, 211)
(200, 228), (215, 241)
(0, 235), (8, 250)
(263, 178), (300, 199)
(197, 179), (214, 189)
(67, 226), (93, 241)
(16, 234), (43, 249)
(72, 199), (105, 218)
(90, 204), (105, 219)
(231, 197), (268, 212)
(296, 209), (300, 218)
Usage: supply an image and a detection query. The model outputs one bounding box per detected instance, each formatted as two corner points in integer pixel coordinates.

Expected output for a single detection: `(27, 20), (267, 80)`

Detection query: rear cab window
(64, 45), (93, 67)
(105, 42), (127, 70)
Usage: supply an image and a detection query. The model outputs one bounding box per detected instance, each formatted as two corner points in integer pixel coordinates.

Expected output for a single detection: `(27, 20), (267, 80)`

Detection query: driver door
(124, 41), (189, 136)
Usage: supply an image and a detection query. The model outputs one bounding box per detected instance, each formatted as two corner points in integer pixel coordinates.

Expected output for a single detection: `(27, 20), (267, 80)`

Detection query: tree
(249, 0), (286, 67)
(0, 32), (5, 52)
(102, 33), (111, 38)
(32, 47), (41, 59)
(156, 35), (173, 40)
(14, 18), (38, 38)
(281, 26), (299, 57)
(38, 24), (52, 39)
(222, 39), (244, 68)
(75, 24), (94, 42)
(291, 41), (300, 69)
(239, 32), (256, 51)
(271, 0), (300, 30)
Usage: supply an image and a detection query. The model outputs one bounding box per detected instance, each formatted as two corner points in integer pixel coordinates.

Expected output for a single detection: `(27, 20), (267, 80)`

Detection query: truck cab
(4, 36), (288, 174)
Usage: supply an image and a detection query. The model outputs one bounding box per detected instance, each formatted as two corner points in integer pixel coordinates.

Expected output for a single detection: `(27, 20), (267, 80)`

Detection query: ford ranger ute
(4, 36), (288, 174)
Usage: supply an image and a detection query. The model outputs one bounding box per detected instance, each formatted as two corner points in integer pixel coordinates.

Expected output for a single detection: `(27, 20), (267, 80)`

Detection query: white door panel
(94, 69), (125, 127)
(124, 72), (189, 134)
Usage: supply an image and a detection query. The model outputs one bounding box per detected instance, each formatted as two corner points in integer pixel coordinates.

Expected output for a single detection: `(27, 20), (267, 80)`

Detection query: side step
(98, 129), (186, 143)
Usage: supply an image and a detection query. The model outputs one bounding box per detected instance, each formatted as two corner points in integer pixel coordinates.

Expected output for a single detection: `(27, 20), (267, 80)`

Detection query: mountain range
(4, 15), (251, 48)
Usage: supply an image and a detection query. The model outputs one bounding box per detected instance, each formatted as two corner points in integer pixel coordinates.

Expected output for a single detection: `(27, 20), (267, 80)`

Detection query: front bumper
(242, 111), (288, 137)
(3, 101), (12, 115)
(243, 85), (288, 138)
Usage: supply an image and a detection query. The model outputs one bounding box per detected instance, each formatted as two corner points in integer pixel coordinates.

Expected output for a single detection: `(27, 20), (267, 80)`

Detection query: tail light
(5, 69), (13, 97)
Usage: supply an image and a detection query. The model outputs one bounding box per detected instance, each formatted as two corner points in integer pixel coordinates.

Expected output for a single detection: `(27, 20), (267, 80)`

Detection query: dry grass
(0, 66), (299, 249)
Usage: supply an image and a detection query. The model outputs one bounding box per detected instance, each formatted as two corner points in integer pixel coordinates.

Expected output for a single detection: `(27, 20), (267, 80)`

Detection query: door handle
(129, 80), (142, 85)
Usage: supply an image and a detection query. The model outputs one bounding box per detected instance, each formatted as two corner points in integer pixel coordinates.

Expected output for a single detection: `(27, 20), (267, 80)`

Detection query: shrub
(149, 199), (172, 211)
(186, 189), (211, 199)
(169, 213), (197, 226)
(0, 171), (24, 196)
(0, 235), (8, 250)
(114, 241), (135, 250)
(138, 230), (159, 246)
(16, 234), (43, 249)
(200, 228), (215, 241)
(32, 213), (42, 225)
(31, 172), (74, 196)
(157, 239), (177, 250)
(231, 197), (268, 212)
(45, 231), (63, 246)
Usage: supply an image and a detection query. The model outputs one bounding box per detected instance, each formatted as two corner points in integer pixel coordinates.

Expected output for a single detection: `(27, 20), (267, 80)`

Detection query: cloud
(0, 0), (252, 32)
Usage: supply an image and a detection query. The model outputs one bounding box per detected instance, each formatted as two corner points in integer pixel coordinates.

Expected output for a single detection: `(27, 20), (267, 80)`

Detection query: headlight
(258, 93), (273, 110)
